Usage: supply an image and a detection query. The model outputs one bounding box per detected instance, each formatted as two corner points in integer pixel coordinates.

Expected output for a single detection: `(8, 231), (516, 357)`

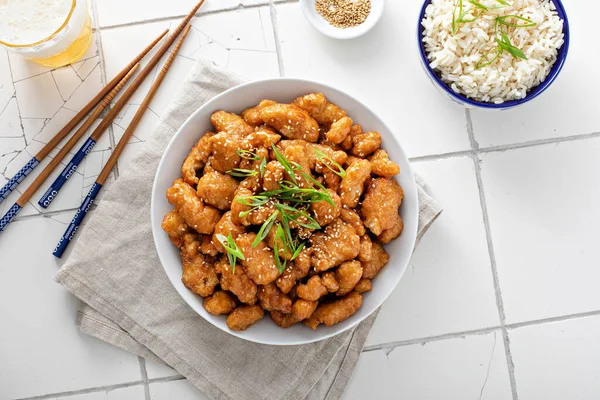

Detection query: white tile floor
(1, 0), (599, 399)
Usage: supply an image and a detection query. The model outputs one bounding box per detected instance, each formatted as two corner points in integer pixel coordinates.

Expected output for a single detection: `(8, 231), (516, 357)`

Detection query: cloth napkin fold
(56, 60), (442, 400)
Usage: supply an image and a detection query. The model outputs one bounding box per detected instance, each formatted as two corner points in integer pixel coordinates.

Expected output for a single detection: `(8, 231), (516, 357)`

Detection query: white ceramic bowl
(299, 0), (386, 40)
(151, 78), (418, 345)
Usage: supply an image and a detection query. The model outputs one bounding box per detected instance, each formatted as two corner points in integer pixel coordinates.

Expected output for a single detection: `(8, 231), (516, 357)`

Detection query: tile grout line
(506, 309), (600, 330)
(466, 109), (519, 400)
(138, 357), (151, 400)
(269, 0), (286, 77)
(14, 380), (145, 400)
(148, 374), (186, 384)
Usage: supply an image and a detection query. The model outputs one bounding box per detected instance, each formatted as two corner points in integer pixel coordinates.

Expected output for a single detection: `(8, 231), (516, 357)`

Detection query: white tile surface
(510, 316), (600, 400)
(346, 331), (512, 400)
(0, 215), (142, 400)
(145, 359), (181, 380)
(149, 379), (210, 400)
(275, 2), (470, 158)
(470, 1), (600, 148)
(367, 156), (500, 345)
(481, 138), (600, 323)
(48, 385), (146, 400)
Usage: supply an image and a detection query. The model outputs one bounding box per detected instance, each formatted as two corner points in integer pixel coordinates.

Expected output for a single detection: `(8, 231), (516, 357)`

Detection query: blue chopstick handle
(0, 157), (40, 204)
(39, 137), (96, 209)
(0, 203), (22, 233)
(53, 182), (102, 258)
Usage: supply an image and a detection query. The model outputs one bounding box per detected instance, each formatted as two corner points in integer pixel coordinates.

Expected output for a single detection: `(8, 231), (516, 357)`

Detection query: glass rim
(0, 0), (77, 48)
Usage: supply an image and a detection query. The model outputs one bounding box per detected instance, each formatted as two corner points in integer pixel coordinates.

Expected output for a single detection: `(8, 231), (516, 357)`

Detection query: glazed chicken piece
(181, 233), (201, 258)
(259, 103), (320, 142)
(270, 310), (299, 328)
(203, 290), (237, 315)
(292, 299), (319, 321)
(275, 248), (312, 294)
(231, 187), (277, 226)
(341, 124), (362, 151)
(304, 292), (363, 330)
(339, 158), (372, 208)
(181, 253), (219, 298)
(361, 178), (404, 236)
(226, 305), (264, 331)
(354, 279), (372, 293)
(161, 210), (189, 248)
(369, 149), (400, 178)
(283, 143), (313, 186)
(309, 144), (348, 173)
(210, 110), (254, 136)
(262, 161), (285, 191)
(212, 211), (246, 253)
(181, 132), (214, 186)
(339, 208), (366, 236)
(241, 99), (277, 127)
(296, 276), (329, 301)
(166, 179), (221, 235)
(200, 235), (219, 257)
(378, 214), (404, 244)
(209, 132), (242, 173)
(236, 233), (281, 285)
(216, 256), (258, 305)
(322, 169), (341, 192)
(351, 131), (382, 158)
(310, 218), (360, 272)
(335, 260), (363, 296)
(361, 242), (390, 279)
(244, 126), (281, 148)
(310, 189), (341, 227)
(321, 271), (339, 293)
(358, 234), (373, 262)
(326, 116), (353, 144)
(257, 283), (293, 313)
(293, 93), (347, 126)
(196, 171), (239, 210)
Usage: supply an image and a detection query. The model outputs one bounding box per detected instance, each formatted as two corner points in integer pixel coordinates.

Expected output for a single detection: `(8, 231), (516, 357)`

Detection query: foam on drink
(0, 0), (73, 45)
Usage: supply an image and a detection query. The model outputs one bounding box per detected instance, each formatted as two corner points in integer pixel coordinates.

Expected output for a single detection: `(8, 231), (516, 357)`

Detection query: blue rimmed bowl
(417, 0), (570, 110)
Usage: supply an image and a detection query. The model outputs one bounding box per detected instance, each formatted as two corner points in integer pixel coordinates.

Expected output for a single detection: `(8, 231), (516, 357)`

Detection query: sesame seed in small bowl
(299, 0), (386, 40)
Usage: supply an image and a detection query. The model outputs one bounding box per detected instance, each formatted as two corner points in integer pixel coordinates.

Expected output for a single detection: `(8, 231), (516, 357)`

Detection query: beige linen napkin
(56, 60), (442, 400)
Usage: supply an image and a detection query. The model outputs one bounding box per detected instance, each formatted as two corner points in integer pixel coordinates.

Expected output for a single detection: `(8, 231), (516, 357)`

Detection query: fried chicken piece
(227, 305), (264, 331)
(351, 131), (382, 158)
(181, 253), (218, 297)
(369, 149), (400, 178)
(296, 275), (328, 301)
(310, 189), (341, 227)
(321, 271), (339, 293)
(355, 279), (372, 293)
(293, 93), (347, 126)
(258, 283), (293, 313)
(336, 260), (363, 296)
(161, 209), (189, 248)
(239, 147), (269, 171)
(304, 292), (363, 330)
(244, 126), (281, 148)
(196, 171), (239, 210)
(310, 219), (360, 272)
(361, 242), (390, 279)
(181, 132), (214, 186)
(323, 169), (341, 192)
(284, 143), (313, 186)
(212, 211), (246, 253)
(292, 299), (319, 321)
(211, 110), (254, 136)
(270, 310), (298, 328)
(339, 159), (372, 208)
(166, 179), (221, 235)
(241, 100), (277, 127)
(236, 233), (281, 285)
(216, 257), (258, 305)
(339, 208), (366, 236)
(341, 124), (362, 151)
(259, 103), (319, 142)
(378, 214), (404, 244)
(358, 234), (373, 262)
(230, 187), (275, 226)
(182, 233), (200, 258)
(200, 235), (219, 257)
(275, 248), (312, 294)
(203, 291), (237, 315)
(326, 116), (353, 144)
(310, 144), (348, 173)
(209, 132), (242, 173)
(263, 161), (284, 191)
(361, 178), (404, 236)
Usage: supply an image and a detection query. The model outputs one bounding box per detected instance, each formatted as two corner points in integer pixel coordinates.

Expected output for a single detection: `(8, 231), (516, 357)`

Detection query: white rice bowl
(422, 0), (564, 104)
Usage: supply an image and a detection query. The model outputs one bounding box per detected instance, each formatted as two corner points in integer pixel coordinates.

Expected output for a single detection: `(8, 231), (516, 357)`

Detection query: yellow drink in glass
(0, 0), (92, 68)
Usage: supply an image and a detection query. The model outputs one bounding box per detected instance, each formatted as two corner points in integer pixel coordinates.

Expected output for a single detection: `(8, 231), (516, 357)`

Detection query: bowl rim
(150, 77), (419, 345)
(299, 0), (386, 40)
(416, 0), (570, 109)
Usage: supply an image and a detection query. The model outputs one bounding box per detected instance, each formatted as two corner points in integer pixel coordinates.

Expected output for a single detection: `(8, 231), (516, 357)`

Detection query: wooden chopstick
(38, 0), (207, 210)
(0, 29), (168, 205)
(53, 25), (193, 258)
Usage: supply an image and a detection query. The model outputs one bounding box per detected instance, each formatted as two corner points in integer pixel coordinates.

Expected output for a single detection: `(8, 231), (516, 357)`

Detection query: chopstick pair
(53, 25), (194, 258)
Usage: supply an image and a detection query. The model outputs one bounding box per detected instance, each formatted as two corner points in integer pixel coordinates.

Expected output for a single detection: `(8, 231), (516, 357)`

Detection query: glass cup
(0, 0), (93, 68)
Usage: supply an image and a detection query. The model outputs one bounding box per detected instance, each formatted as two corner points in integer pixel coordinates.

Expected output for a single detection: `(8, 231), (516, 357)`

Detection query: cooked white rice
(422, 0), (564, 104)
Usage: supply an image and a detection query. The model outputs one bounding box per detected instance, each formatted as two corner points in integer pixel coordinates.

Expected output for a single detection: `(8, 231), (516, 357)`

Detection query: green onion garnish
(216, 233), (244, 273)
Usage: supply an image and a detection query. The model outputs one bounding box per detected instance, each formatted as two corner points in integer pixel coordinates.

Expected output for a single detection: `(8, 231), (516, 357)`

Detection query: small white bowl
(151, 78), (418, 345)
(299, 0), (386, 40)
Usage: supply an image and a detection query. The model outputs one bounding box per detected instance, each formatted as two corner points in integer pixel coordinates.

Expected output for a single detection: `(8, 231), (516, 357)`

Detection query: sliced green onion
(314, 149), (347, 178)
(252, 211), (279, 247)
(236, 149), (261, 161)
(226, 168), (259, 178)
